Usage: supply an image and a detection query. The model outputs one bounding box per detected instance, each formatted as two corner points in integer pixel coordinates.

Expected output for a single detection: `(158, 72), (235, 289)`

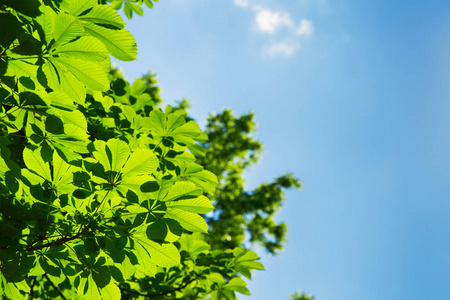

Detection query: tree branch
(28, 276), (37, 300)
(26, 225), (90, 251)
(120, 275), (200, 298)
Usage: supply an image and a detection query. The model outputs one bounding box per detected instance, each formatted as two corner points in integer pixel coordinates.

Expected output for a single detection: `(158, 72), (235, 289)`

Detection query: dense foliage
(0, 0), (308, 299)
(0, 0), (265, 299)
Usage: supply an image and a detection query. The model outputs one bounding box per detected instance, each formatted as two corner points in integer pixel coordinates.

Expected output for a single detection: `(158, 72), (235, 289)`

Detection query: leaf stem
(120, 275), (200, 298)
(28, 276), (37, 300)
(43, 274), (67, 300)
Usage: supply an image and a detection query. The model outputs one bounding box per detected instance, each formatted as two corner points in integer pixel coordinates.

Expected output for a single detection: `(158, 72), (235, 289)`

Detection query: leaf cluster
(0, 1), (264, 299)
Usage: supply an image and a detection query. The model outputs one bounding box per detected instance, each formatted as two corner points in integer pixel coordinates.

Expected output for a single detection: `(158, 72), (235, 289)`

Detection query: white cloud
(233, 0), (250, 8)
(265, 42), (300, 57)
(231, 0), (314, 58)
(254, 9), (294, 34)
(296, 19), (313, 37)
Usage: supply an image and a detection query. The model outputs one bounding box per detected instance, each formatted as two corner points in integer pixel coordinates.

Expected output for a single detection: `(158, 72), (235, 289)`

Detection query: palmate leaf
(233, 249), (264, 279)
(224, 277), (250, 295)
(82, 22), (137, 61)
(93, 139), (130, 172)
(171, 120), (207, 144)
(78, 5), (125, 28)
(180, 163), (218, 195)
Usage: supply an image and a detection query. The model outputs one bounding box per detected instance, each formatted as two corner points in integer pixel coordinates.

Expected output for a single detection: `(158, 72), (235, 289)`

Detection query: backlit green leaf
(165, 208), (208, 233)
(82, 22), (137, 61)
(121, 149), (158, 177)
(162, 181), (203, 202)
(78, 5), (125, 28)
(23, 147), (51, 181)
(52, 14), (84, 48)
(166, 195), (214, 214)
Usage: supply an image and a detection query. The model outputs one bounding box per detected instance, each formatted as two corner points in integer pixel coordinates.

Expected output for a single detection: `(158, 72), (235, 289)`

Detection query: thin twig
(28, 276), (37, 300)
(43, 274), (67, 300)
(26, 225), (90, 251)
(120, 275), (200, 298)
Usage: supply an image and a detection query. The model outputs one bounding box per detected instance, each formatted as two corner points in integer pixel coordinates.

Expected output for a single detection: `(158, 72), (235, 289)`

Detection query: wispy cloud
(232, 0), (314, 57)
(233, 0), (250, 8)
(265, 42), (300, 57)
(296, 19), (313, 37)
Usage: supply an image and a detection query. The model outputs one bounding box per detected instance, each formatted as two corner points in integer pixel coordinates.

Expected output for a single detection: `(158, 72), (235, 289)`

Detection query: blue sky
(113, 0), (450, 299)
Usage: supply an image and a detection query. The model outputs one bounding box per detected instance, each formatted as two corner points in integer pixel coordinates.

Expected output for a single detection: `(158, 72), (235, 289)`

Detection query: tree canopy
(0, 0), (309, 299)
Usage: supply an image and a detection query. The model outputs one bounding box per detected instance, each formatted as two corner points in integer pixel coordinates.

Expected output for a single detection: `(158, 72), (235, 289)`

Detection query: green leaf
(82, 22), (137, 61)
(166, 195), (214, 213)
(107, 139), (130, 172)
(23, 147), (51, 181)
(181, 164), (218, 195)
(79, 274), (101, 300)
(224, 277), (250, 295)
(146, 219), (182, 243)
(99, 282), (121, 300)
(0, 275), (23, 300)
(52, 36), (109, 62)
(48, 107), (87, 132)
(130, 78), (146, 97)
(5, 59), (38, 78)
(143, 0), (154, 9)
(165, 208), (208, 233)
(128, 2), (143, 16)
(93, 140), (111, 170)
(123, 2), (133, 19)
(120, 175), (158, 197)
(234, 249), (264, 279)
(52, 14), (84, 48)
(132, 234), (180, 267)
(162, 181), (203, 202)
(178, 233), (210, 256)
(48, 92), (76, 110)
(78, 5), (125, 28)
(132, 239), (156, 273)
(121, 149), (158, 177)
(43, 60), (86, 104)
(50, 56), (109, 91)
(62, 0), (97, 17)
(35, 6), (56, 44)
